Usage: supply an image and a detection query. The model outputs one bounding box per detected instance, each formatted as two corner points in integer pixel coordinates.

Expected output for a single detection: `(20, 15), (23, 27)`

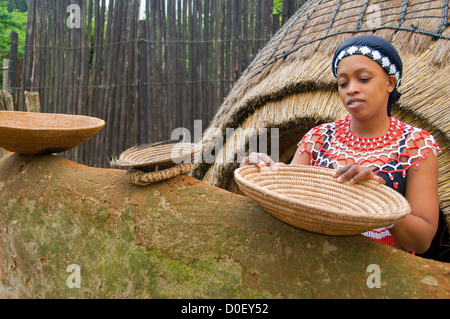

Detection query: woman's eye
(338, 82), (347, 88)
(359, 78), (371, 83)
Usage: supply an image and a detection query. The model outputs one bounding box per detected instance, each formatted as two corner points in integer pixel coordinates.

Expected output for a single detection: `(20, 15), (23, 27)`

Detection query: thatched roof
(193, 0), (450, 221)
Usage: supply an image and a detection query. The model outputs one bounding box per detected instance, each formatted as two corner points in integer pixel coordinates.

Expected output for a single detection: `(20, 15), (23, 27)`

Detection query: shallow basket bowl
(110, 142), (198, 170)
(234, 165), (411, 236)
(0, 111), (105, 155)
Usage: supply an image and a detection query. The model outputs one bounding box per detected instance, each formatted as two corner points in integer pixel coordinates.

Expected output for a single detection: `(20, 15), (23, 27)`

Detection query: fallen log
(0, 153), (448, 298)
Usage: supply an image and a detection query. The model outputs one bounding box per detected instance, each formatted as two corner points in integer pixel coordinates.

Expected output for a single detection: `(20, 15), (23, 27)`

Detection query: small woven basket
(110, 141), (197, 185)
(0, 111), (105, 155)
(110, 141), (197, 171)
(234, 165), (411, 236)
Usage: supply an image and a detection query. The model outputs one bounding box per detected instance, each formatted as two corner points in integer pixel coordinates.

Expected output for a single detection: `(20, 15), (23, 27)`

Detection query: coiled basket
(110, 141), (197, 186)
(0, 111), (105, 155)
(234, 165), (411, 235)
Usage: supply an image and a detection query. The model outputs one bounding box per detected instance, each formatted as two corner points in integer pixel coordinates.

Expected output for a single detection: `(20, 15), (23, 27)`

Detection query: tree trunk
(0, 153), (449, 299)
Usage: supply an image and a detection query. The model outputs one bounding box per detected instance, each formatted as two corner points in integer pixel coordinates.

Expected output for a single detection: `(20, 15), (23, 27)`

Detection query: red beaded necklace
(299, 116), (440, 181)
(298, 117), (440, 245)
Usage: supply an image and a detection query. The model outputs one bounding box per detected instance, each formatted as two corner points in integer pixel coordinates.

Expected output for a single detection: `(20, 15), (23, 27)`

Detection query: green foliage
(6, 0), (29, 12)
(1, 1), (27, 90)
(273, 0), (283, 15)
(0, 1), (27, 59)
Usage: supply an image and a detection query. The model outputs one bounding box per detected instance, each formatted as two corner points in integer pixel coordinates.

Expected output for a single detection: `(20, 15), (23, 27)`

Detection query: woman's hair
(332, 35), (403, 116)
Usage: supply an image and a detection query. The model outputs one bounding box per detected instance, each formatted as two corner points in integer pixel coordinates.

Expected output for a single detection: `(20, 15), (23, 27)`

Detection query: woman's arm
(333, 152), (440, 253)
(389, 152), (440, 253)
(290, 145), (313, 165)
(332, 164), (386, 185)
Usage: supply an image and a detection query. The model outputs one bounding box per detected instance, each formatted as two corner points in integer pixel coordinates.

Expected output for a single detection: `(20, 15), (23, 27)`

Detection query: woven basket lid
(0, 111), (105, 155)
(234, 165), (411, 236)
(110, 141), (198, 170)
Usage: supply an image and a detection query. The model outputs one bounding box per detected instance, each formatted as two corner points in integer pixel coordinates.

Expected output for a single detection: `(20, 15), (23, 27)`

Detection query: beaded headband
(333, 45), (402, 88)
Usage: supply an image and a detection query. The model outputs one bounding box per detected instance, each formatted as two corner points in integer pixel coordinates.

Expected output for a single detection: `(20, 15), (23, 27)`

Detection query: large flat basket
(234, 165), (411, 236)
(0, 111), (105, 155)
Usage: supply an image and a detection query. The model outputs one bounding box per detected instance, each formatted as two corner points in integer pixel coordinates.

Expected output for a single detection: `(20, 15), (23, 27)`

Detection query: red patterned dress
(297, 116), (440, 245)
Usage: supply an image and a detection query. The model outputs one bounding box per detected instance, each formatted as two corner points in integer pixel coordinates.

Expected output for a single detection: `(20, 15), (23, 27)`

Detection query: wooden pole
(9, 32), (18, 106)
(2, 60), (9, 91)
(0, 91), (14, 111)
(0, 90), (14, 157)
(24, 91), (41, 113)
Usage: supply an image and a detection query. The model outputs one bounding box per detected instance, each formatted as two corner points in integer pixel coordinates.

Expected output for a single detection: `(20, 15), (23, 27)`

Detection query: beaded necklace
(298, 116), (440, 184)
(297, 116), (440, 246)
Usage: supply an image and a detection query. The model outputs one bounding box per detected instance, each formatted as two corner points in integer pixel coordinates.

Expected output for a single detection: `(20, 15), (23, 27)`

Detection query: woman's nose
(347, 80), (360, 95)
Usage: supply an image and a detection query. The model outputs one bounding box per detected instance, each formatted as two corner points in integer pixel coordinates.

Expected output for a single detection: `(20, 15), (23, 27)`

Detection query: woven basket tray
(110, 142), (197, 170)
(0, 111), (105, 155)
(234, 165), (411, 236)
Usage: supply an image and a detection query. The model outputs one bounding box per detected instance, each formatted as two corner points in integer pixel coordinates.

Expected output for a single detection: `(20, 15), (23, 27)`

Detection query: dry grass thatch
(193, 0), (450, 222)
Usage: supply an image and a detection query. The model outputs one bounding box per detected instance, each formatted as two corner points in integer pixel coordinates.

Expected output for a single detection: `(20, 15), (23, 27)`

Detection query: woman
(241, 35), (442, 255)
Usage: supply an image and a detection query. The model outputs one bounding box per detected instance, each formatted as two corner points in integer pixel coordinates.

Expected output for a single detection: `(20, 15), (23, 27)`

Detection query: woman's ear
(387, 75), (397, 93)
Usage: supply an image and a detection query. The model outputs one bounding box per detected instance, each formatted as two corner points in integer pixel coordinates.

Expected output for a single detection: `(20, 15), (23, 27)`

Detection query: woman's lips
(347, 99), (364, 108)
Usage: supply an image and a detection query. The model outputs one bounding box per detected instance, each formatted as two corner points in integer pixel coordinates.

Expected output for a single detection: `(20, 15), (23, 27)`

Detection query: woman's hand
(333, 163), (386, 185)
(240, 152), (285, 170)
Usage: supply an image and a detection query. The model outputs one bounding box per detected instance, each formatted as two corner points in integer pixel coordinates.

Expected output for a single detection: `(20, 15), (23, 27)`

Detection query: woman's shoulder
(393, 117), (441, 159)
(392, 117), (429, 133)
(394, 118), (437, 142)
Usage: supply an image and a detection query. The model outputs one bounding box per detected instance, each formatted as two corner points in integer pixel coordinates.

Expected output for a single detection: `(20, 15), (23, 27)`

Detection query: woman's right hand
(333, 163), (386, 185)
(240, 152), (285, 170)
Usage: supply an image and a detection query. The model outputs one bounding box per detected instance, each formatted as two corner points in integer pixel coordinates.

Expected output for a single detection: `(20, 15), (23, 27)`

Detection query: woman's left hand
(333, 164), (386, 185)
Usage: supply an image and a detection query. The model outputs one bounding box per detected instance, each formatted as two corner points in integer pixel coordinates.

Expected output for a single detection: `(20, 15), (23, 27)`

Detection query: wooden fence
(7, 0), (302, 168)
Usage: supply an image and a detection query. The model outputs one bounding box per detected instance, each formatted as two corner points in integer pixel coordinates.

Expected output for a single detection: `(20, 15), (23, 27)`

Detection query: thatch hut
(192, 0), (450, 225)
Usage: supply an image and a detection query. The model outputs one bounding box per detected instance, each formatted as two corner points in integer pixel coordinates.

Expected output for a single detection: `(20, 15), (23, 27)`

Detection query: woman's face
(336, 54), (397, 121)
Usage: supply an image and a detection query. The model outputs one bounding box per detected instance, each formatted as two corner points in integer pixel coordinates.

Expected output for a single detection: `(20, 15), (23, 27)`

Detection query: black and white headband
(333, 44), (402, 88)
